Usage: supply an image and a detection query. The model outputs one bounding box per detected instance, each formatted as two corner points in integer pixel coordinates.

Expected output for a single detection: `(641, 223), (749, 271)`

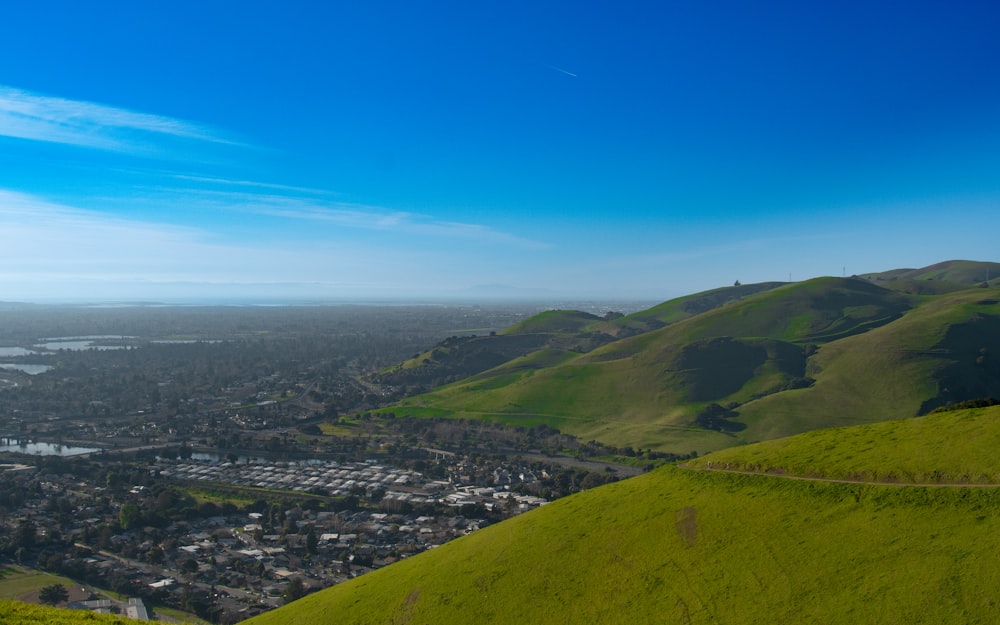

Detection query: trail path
(677, 463), (1000, 488)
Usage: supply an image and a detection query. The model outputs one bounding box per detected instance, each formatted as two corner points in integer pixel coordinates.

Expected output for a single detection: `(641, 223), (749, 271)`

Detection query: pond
(0, 347), (38, 357)
(0, 437), (100, 456)
(0, 363), (54, 375)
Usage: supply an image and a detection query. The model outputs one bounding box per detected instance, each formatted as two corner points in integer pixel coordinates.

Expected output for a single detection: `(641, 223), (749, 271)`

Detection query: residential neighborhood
(0, 450), (555, 623)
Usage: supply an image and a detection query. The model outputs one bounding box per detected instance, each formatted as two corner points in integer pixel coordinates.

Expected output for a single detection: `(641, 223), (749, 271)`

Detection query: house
(126, 597), (150, 621)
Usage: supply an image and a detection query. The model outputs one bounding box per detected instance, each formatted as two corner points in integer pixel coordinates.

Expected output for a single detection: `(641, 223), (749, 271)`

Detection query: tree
(119, 502), (141, 530)
(14, 519), (37, 551)
(38, 583), (69, 605)
(180, 557), (199, 576)
(146, 545), (165, 564)
(283, 576), (306, 604)
(305, 526), (318, 555)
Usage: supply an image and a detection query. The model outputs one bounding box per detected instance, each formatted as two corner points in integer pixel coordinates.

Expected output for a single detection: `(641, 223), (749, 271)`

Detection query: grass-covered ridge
(861, 259), (1000, 294)
(243, 405), (1000, 625)
(394, 276), (1000, 453)
(685, 405), (1000, 483)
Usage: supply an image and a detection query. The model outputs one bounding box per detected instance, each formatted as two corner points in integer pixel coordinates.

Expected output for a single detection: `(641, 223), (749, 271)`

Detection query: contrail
(544, 64), (578, 78)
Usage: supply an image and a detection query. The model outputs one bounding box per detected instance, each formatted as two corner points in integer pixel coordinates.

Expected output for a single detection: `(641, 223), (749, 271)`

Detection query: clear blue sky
(1, 1), (998, 302)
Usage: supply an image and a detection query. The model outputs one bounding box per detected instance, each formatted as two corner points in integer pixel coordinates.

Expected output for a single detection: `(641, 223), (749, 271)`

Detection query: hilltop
(386, 261), (1000, 453)
(860, 259), (999, 294)
(243, 405), (1000, 625)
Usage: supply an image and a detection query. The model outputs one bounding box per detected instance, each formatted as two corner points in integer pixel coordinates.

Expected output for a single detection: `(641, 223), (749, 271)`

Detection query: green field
(0, 566), (210, 624)
(0, 566), (86, 602)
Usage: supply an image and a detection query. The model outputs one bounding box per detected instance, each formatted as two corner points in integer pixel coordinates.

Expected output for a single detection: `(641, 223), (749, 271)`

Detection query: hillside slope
(0, 600), (137, 625)
(861, 259), (1000, 294)
(243, 406), (1000, 625)
(392, 275), (1000, 453)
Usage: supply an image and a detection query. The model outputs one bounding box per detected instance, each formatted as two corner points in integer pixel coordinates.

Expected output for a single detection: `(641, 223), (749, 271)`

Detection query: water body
(0, 437), (99, 456)
(35, 335), (135, 351)
(0, 363), (53, 375)
(151, 339), (224, 344)
(0, 347), (38, 357)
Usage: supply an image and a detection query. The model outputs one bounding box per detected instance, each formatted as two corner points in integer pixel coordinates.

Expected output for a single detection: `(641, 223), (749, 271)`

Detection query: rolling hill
(243, 405), (1000, 625)
(388, 262), (1000, 454)
(860, 259), (999, 294)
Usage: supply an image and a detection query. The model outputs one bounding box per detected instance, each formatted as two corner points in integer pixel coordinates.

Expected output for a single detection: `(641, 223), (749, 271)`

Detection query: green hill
(609, 281), (786, 336)
(390, 269), (1000, 453)
(502, 309), (604, 335)
(372, 310), (616, 392)
(861, 259), (1000, 294)
(242, 406), (1000, 625)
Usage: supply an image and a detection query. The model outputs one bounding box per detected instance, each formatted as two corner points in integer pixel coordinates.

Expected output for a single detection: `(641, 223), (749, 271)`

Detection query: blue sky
(1, 1), (998, 302)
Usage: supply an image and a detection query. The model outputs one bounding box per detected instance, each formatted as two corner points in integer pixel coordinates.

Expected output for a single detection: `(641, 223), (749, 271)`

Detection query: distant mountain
(450, 283), (562, 299)
(386, 261), (1000, 454)
(243, 405), (1000, 625)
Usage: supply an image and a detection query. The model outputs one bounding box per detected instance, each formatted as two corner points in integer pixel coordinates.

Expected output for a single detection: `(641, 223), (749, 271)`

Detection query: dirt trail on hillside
(677, 464), (1000, 488)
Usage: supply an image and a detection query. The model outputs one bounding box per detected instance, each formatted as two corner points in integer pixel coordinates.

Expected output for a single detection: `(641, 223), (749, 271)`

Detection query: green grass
(0, 567), (83, 602)
(317, 422), (359, 436)
(0, 566), (210, 625)
(686, 405), (1000, 483)
(502, 310), (601, 335)
(243, 408), (1000, 625)
(182, 485), (258, 508)
(149, 604), (212, 623)
(0, 601), (137, 625)
(393, 281), (1000, 454)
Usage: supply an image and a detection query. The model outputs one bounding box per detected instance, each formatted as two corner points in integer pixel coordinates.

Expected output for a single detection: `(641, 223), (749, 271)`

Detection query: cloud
(544, 64), (578, 78)
(0, 85), (235, 153)
(258, 201), (550, 249)
(137, 186), (550, 249)
(165, 173), (335, 196)
(0, 189), (547, 301)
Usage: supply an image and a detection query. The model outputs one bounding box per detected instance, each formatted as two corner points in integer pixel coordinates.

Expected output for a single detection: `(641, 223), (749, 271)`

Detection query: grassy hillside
(861, 259), (1000, 294)
(502, 309), (603, 335)
(392, 276), (1000, 453)
(687, 405), (1000, 483)
(373, 311), (616, 392)
(0, 600), (136, 625)
(735, 286), (1000, 439)
(243, 407), (1000, 625)
(610, 281), (785, 335)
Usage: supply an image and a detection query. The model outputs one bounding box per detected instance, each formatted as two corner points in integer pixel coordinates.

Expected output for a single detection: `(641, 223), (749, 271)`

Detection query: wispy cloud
(0, 85), (235, 152)
(166, 173), (335, 196)
(544, 63), (578, 78)
(242, 198), (550, 249)
(131, 185), (550, 249)
(0, 188), (550, 301)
